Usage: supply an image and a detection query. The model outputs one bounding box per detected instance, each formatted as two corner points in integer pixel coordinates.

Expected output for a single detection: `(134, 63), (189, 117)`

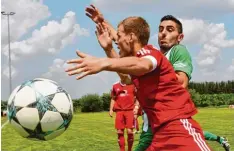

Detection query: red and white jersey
(130, 45), (197, 130)
(111, 82), (135, 111)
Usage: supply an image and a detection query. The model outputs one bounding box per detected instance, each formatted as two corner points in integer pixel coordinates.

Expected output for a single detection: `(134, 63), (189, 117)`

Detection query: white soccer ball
(7, 78), (73, 141)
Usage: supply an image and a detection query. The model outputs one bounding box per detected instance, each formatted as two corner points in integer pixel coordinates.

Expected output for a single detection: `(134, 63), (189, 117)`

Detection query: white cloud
(1, 0), (51, 46)
(42, 58), (119, 99)
(178, 19), (234, 76)
(182, 19), (234, 48)
(92, 0), (234, 18)
(2, 65), (18, 78)
(2, 11), (89, 61)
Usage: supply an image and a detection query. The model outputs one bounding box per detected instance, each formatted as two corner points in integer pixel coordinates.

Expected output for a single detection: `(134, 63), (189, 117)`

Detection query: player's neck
(133, 43), (144, 56)
(119, 81), (126, 86)
(161, 49), (168, 55)
(161, 46), (173, 55)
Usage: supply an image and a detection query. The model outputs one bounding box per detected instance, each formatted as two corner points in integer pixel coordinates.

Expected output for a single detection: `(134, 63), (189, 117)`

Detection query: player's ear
(129, 32), (137, 43)
(178, 33), (184, 43)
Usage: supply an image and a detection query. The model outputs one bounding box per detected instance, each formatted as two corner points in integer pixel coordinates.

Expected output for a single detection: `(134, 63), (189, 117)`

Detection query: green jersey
(164, 44), (193, 80)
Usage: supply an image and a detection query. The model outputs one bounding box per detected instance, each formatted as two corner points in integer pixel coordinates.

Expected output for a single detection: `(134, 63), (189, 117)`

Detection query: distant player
(66, 16), (212, 151)
(109, 80), (136, 151)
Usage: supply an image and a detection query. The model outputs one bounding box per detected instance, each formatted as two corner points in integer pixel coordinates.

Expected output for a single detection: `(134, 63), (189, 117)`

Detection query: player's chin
(160, 44), (170, 50)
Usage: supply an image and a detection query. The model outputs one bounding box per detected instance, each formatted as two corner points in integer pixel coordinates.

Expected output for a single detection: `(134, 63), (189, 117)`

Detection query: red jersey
(111, 82), (135, 111)
(130, 45), (197, 129)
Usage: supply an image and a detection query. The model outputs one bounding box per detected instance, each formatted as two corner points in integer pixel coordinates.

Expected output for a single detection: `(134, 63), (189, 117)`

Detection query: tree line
(189, 80), (234, 94)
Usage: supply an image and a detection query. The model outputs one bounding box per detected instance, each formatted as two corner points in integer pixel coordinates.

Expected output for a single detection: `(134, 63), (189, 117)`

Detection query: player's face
(158, 20), (184, 51)
(116, 24), (132, 58)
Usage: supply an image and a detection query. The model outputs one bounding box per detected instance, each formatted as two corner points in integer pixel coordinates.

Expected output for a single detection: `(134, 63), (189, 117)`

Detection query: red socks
(127, 133), (134, 151)
(118, 133), (125, 151)
(117, 132), (134, 151)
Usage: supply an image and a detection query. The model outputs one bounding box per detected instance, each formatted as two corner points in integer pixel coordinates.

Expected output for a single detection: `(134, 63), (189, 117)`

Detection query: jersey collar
(119, 81), (126, 86)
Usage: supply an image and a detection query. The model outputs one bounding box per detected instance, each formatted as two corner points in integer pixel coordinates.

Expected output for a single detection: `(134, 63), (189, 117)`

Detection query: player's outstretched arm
(65, 51), (154, 80)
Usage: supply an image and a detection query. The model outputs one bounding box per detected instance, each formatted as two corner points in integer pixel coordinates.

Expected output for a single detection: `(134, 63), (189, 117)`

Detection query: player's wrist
(104, 46), (113, 52)
(100, 58), (111, 71)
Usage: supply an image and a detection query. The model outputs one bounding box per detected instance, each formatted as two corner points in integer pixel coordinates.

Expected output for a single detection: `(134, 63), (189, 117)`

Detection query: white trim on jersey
(142, 55), (157, 72)
(142, 48), (150, 54)
(180, 119), (211, 151)
(119, 81), (126, 86)
(113, 81), (126, 86)
(113, 81), (119, 85)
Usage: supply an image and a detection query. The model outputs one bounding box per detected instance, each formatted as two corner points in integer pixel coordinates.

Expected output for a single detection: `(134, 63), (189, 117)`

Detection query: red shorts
(146, 118), (212, 151)
(115, 110), (134, 129)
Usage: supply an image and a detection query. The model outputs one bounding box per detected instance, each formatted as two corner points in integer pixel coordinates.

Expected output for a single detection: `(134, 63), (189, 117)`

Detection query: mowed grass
(1, 108), (234, 151)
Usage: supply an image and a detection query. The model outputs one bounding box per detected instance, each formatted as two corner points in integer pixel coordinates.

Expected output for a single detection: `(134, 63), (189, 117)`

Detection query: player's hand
(95, 23), (113, 51)
(134, 114), (138, 119)
(133, 106), (139, 117)
(66, 51), (106, 80)
(109, 110), (113, 117)
(85, 4), (104, 24)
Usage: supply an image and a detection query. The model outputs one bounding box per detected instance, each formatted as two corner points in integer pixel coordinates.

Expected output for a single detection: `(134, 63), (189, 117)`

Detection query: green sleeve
(169, 44), (193, 80)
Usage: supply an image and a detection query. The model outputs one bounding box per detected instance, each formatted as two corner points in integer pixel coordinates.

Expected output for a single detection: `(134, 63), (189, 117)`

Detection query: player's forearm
(134, 99), (140, 107)
(101, 57), (152, 76)
(109, 99), (115, 111)
(176, 72), (189, 89)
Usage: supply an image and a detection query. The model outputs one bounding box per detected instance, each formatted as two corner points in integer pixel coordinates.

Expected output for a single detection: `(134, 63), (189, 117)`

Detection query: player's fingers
(76, 51), (91, 58)
(66, 58), (83, 64)
(107, 28), (113, 39)
(67, 66), (87, 76)
(76, 71), (90, 80)
(90, 4), (96, 10)
(85, 13), (93, 19)
(85, 7), (95, 15)
(102, 24), (108, 32)
(95, 30), (99, 37)
(65, 63), (85, 73)
(96, 24), (102, 34)
(98, 23), (104, 31)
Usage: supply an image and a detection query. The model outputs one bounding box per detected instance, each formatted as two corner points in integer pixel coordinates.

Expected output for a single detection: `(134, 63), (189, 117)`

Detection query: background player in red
(109, 80), (136, 151)
(66, 16), (212, 151)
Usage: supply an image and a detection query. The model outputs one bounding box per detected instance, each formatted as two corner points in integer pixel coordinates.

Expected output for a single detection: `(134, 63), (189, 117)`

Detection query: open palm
(96, 23), (113, 50)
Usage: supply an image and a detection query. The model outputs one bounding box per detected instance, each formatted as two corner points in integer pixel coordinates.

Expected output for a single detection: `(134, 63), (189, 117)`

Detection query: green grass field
(1, 108), (234, 151)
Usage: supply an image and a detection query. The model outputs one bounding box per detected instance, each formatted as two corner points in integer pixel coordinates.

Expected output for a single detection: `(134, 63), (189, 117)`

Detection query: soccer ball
(7, 78), (73, 141)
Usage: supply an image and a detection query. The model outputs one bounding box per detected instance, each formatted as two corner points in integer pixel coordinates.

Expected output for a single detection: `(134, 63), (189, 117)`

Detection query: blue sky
(1, 0), (234, 100)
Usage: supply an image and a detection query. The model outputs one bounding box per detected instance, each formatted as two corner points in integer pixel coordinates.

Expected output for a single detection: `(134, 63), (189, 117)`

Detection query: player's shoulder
(113, 81), (120, 87)
(172, 44), (189, 53)
(136, 45), (161, 57)
(171, 44), (191, 57)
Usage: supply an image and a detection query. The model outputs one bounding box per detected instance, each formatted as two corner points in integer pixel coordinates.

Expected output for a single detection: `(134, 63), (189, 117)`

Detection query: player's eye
(167, 27), (174, 32)
(159, 27), (163, 32)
